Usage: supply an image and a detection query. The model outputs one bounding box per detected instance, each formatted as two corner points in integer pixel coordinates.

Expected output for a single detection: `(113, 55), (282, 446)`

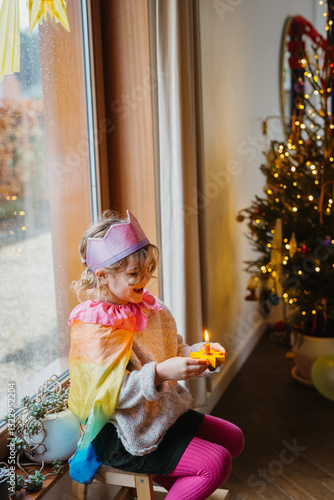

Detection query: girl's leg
(195, 414), (244, 458)
(155, 437), (232, 500)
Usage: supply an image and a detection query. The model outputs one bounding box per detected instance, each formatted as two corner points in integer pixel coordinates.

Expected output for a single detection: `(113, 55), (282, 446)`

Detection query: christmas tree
(238, 1), (334, 338)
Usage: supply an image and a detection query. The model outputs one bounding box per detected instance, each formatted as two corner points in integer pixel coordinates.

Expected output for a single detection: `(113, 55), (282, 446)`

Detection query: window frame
(0, 0), (160, 462)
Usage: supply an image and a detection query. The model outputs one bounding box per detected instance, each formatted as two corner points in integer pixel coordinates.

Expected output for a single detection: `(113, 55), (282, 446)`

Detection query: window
(0, 0), (97, 419)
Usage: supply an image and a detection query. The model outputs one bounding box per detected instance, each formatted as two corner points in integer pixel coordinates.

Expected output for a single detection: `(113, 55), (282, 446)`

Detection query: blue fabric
(69, 443), (103, 484)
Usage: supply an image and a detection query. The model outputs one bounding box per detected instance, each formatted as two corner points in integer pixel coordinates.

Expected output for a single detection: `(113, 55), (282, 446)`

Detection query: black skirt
(91, 409), (205, 475)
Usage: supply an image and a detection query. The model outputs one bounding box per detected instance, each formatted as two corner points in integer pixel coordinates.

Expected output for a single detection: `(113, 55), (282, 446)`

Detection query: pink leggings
(154, 414), (244, 500)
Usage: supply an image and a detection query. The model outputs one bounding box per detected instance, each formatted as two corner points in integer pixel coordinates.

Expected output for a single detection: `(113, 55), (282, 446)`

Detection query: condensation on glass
(0, 0), (95, 417)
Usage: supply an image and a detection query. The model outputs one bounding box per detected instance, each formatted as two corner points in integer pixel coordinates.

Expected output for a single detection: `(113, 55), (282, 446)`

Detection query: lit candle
(189, 330), (225, 368)
(204, 330), (210, 355)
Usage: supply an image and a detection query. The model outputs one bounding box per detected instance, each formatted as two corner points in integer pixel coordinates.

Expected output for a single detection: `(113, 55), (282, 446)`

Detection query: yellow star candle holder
(190, 330), (225, 369)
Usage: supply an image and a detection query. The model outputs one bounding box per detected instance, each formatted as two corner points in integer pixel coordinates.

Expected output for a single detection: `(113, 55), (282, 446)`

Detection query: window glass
(0, 0), (96, 418)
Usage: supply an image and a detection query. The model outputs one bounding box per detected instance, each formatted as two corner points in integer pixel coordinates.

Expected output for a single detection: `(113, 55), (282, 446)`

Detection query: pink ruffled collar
(68, 289), (162, 332)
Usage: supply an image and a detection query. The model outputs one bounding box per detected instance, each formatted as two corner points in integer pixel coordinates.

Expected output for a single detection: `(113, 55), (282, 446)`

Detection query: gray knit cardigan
(112, 300), (215, 456)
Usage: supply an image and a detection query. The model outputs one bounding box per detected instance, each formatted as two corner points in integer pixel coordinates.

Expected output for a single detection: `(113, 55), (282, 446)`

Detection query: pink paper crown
(86, 211), (150, 273)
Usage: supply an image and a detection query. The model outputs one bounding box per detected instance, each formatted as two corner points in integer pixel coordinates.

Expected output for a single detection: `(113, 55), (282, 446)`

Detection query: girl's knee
(198, 414), (244, 458)
(205, 446), (232, 486)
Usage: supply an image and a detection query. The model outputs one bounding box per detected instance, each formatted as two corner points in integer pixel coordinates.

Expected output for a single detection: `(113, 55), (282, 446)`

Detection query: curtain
(149, 0), (208, 408)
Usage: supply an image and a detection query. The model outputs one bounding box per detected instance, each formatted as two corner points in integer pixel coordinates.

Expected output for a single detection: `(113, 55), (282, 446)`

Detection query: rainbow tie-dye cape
(68, 291), (162, 484)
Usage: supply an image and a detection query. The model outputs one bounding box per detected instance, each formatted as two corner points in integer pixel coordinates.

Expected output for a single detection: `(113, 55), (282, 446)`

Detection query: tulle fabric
(68, 289), (162, 332)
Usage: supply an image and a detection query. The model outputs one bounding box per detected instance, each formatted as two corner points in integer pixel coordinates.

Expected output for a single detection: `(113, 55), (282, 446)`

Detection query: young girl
(68, 210), (244, 500)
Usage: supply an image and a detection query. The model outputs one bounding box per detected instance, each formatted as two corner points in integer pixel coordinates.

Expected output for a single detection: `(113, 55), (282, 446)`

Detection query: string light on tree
(237, 0), (334, 338)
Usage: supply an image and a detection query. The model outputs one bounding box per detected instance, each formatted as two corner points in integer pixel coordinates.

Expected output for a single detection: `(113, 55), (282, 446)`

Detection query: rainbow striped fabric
(67, 291), (162, 483)
(68, 320), (133, 483)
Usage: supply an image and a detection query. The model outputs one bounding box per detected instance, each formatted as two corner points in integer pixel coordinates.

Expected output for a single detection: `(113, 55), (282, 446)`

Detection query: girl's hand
(202, 342), (226, 358)
(155, 357), (208, 386)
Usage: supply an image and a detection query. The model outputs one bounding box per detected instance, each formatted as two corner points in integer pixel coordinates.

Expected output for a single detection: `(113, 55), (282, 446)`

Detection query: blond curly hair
(71, 211), (159, 301)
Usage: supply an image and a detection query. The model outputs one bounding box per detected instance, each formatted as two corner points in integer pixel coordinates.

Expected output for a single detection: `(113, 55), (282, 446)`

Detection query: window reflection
(0, 9), (57, 418)
(0, 0), (94, 418)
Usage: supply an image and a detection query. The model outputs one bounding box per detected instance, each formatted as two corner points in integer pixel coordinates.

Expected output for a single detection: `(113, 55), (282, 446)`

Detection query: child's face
(102, 256), (152, 305)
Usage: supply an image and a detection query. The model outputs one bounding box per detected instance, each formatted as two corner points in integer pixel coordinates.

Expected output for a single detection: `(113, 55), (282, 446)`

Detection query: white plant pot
(25, 408), (81, 464)
(291, 331), (334, 383)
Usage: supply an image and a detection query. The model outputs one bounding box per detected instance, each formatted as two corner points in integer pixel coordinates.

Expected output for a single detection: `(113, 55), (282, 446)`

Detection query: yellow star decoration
(0, 0), (70, 81)
(0, 0), (20, 81)
(190, 349), (226, 369)
(28, 0), (70, 34)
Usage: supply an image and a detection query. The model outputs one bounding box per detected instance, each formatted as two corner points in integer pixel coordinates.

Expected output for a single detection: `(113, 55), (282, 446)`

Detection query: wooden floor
(212, 329), (334, 500)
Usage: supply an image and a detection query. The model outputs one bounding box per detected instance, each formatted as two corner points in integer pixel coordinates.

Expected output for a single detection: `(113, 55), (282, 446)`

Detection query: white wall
(198, 0), (320, 405)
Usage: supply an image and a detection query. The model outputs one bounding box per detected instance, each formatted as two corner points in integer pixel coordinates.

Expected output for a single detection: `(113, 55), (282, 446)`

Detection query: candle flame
(204, 330), (209, 342)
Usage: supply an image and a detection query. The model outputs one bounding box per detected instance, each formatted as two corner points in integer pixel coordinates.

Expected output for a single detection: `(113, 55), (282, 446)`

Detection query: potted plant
(237, 3), (334, 383)
(5, 375), (80, 494)
(8, 375), (81, 464)
(3, 460), (65, 498)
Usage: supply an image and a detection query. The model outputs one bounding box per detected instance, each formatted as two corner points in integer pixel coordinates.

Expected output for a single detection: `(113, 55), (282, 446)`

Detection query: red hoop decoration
(287, 15), (326, 71)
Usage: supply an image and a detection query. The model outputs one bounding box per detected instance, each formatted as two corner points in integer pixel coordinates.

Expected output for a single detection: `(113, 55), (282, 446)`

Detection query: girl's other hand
(155, 357), (208, 386)
(210, 343), (226, 366)
(204, 342), (226, 357)
(212, 343), (226, 356)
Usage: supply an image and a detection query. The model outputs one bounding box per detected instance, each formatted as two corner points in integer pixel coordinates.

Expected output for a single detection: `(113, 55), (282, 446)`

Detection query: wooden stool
(72, 464), (167, 500)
